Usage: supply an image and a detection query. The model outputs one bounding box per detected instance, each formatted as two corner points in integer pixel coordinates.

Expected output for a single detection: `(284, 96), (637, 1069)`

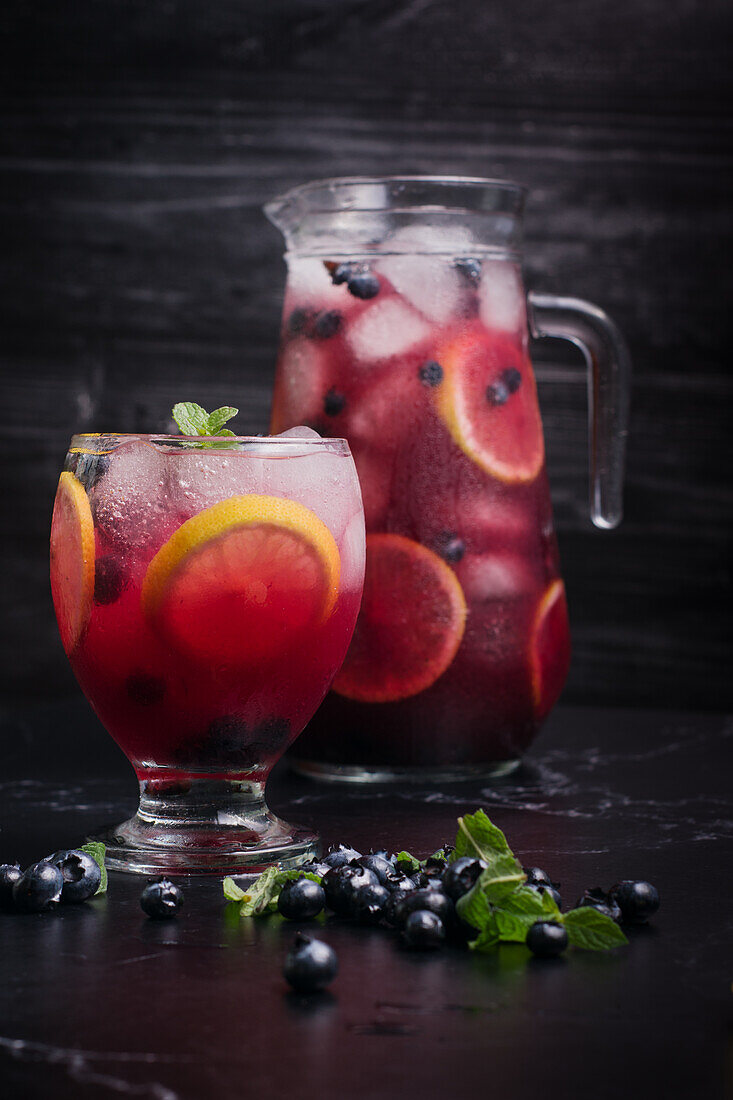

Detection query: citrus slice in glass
(333, 533), (466, 702)
(530, 579), (571, 719)
(435, 326), (545, 484)
(142, 494), (340, 665)
(50, 471), (96, 653)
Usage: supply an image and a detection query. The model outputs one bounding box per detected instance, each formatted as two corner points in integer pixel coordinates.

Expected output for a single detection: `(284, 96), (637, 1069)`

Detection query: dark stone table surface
(0, 700), (731, 1099)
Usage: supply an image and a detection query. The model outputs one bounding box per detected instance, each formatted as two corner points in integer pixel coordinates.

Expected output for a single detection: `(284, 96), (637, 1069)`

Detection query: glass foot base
(289, 758), (521, 784)
(90, 777), (319, 876)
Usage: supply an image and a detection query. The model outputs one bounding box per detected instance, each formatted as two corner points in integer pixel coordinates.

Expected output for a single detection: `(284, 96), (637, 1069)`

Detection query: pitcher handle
(527, 293), (631, 530)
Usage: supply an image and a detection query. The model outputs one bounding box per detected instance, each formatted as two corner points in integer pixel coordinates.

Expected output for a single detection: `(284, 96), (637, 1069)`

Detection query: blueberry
(423, 853), (449, 873)
(86, 454), (110, 490)
(13, 862), (64, 913)
(287, 307), (315, 336)
(347, 273), (380, 300)
(434, 531), (465, 564)
(502, 367), (522, 393)
(323, 388), (346, 417)
(454, 257), (482, 285)
(321, 844), (361, 870)
(396, 887), (454, 929)
(94, 557), (127, 605)
(299, 858), (331, 879)
(486, 380), (510, 406)
(0, 863), (22, 908)
(140, 878), (184, 920)
(383, 886), (415, 928)
(313, 310), (342, 340)
(418, 360), (444, 387)
(403, 910), (446, 950)
(126, 673), (166, 706)
(413, 872), (444, 892)
(47, 849), (101, 903)
(322, 864), (378, 916)
(283, 931), (338, 993)
(525, 867), (554, 888)
(355, 853), (394, 886)
(383, 869), (415, 894)
(352, 882), (390, 923)
(329, 262), (356, 286)
(277, 877), (326, 920)
(442, 856), (487, 901)
(608, 881), (660, 924)
(575, 887), (620, 923)
(526, 920), (568, 958)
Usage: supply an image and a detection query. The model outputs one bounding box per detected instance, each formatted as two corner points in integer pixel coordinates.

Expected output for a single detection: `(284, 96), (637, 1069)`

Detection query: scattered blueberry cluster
(272, 842), (659, 991)
(0, 849), (102, 913)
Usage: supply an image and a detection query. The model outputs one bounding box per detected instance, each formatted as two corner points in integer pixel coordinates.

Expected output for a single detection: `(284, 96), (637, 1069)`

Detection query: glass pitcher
(265, 176), (630, 782)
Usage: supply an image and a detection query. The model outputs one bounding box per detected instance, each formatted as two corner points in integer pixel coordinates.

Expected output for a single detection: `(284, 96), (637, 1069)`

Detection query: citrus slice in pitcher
(435, 326), (545, 484)
(142, 494), (340, 665)
(50, 471), (96, 653)
(333, 533), (466, 702)
(530, 579), (571, 719)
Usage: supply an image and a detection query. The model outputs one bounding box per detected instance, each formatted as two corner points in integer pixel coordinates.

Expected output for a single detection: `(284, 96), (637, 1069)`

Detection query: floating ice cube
(285, 257), (354, 311)
(384, 223), (477, 254)
(338, 511), (366, 594)
(478, 261), (526, 332)
(347, 298), (431, 363)
(170, 451), (266, 518)
(458, 552), (535, 602)
(91, 439), (180, 553)
(276, 425), (322, 439)
(272, 338), (329, 431)
(377, 255), (463, 324)
(265, 448), (357, 543)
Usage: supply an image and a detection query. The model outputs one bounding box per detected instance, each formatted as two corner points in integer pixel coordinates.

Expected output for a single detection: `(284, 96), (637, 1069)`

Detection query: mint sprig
(562, 906), (629, 950)
(225, 867), (324, 918)
(79, 841), (107, 894)
(172, 402), (238, 438)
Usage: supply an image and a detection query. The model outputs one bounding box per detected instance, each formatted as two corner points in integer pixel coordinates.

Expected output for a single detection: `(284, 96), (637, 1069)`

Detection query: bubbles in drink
(347, 298), (431, 362)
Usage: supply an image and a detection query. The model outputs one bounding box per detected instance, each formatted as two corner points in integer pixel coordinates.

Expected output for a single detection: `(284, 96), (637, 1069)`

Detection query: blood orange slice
(50, 471), (96, 653)
(435, 326), (545, 484)
(333, 533), (467, 702)
(530, 579), (571, 719)
(142, 495), (340, 666)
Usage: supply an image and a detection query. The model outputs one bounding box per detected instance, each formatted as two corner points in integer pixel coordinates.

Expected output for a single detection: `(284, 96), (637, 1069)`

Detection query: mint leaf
(79, 842), (107, 894)
(456, 879), (494, 931)
(562, 907), (628, 951)
(172, 402), (210, 436)
(467, 915), (501, 953)
(475, 852), (526, 902)
(452, 810), (512, 862)
(206, 406), (238, 434)
(216, 428), (236, 437)
(223, 876), (247, 902)
(491, 887), (557, 942)
(393, 851), (421, 874)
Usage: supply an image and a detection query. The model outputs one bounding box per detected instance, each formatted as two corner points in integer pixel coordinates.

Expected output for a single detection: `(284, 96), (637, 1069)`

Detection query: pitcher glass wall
(266, 177), (630, 781)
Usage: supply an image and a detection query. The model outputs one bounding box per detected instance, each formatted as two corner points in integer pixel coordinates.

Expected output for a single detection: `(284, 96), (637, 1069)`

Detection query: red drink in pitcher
(267, 177), (630, 780)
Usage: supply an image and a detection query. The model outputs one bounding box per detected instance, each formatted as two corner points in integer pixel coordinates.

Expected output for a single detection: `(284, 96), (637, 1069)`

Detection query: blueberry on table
(322, 864), (379, 916)
(0, 863), (22, 908)
(442, 856), (487, 901)
(352, 882), (391, 923)
(299, 858), (331, 879)
(608, 881), (660, 924)
(396, 887), (454, 929)
(277, 877), (326, 920)
(403, 910), (446, 950)
(47, 849), (102, 903)
(383, 869), (414, 894)
(140, 878), (184, 920)
(526, 920), (568, 958)
(355, 852), (394, 886)
(524, 867), (554, 888)
(383, 886), (415, 928)
(576, 887), (620, 923)
(12, 861), (64, 913)
(321, 844), (361, 870)
(283, 932), (338, 994)
(347, 272), (380, 299)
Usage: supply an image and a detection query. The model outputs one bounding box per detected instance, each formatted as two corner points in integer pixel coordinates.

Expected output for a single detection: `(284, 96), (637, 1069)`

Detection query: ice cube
(458, 552), (535, 603)
(385, 223), (477, 254)
(338, 511), (366, 594)
(478, 261), (526, 332)
(377, 255), (463, 324)
(347, 298), (431, 363)
(276, 425), (322, 439)
(272, 338), (328, 431)
(170, 451), (266, 518)
(90, 439), (180, 553)
(285, 257), (355, 311)
(266, 448), (356, 543)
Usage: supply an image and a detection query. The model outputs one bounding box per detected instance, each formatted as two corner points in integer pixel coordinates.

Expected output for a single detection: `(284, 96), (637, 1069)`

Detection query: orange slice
(50, 471), (96, 653)
(435, 325), (545, 484)
(142, 495), (340, 665)
(333, 533), (466, 702)
(530, 579), (571, 718)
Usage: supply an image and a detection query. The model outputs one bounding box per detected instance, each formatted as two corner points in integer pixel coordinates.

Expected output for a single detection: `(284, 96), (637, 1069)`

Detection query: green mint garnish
(79, 842), (107, 894)
(172, 402), (238, 438)
(221, 809), (630, 954)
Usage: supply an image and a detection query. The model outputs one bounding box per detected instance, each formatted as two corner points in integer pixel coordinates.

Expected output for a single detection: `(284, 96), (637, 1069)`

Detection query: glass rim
(69, 432), (351, 452)
(267, 174), (527, 205)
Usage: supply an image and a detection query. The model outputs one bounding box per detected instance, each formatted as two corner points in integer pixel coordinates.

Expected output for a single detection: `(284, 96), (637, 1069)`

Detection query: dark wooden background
(1, 1), (731, 711)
